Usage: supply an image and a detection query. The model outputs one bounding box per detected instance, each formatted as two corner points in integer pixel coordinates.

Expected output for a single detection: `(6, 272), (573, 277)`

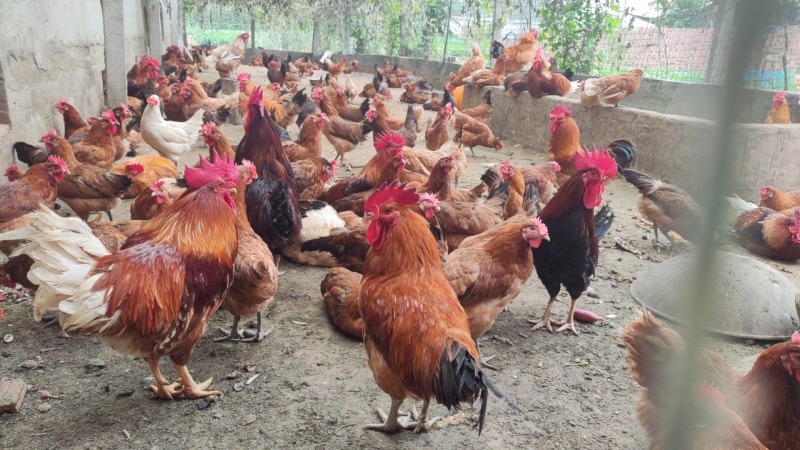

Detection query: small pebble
(89, 359), (106, 368)
(20, 360), (39, 370)
(38, 403), (51, 413)
(197, 399), (211, 410)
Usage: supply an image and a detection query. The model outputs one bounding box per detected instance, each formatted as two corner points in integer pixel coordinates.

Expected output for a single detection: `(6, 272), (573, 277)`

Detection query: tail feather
(0, 206), (110, 321)
(620, 310), (683, 391)
(13, 142), (50, 166)
(480, 168), (500, 193)
(483, 90), (492, 106)
(725, 194), (757, 213)
(608, 139), (637, 172)
(522, 183), (541, 216)
(594, 204), (614, 242)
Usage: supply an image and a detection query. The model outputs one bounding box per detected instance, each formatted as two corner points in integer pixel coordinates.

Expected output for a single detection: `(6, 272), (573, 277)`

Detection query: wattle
(583, 183), (604, 209)
(367, 222), (387, 250)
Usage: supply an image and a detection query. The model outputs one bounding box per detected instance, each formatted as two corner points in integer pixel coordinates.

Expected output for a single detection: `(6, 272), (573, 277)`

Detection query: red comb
(149, 179), (165, 192)
(329, 159), (339, 176)
(55, 97), (67, 108)
(47, 154), (68, 171)
(101, 110), (119, 124)
(247, 86), (264, 118)
(41, 130), (58, 142)
(242, 159), (257, 178)
(418, 192), (441, 207)
(549, 104), (571, 121)
(374, 131), (406, 152)
(695, 382), (725, 405)
(201, 122), (216, 136)
(237, 73), (251, 81)
(364, 182), (419, 215)
(185, 150), (238, 190)
(573, 145), (618, 179)
(5, 165), (17, 174)
(125, 163), (144, 175)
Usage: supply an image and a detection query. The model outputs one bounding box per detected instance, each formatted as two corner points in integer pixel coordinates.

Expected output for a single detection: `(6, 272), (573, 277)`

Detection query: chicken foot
(528, 296), (559, 332)
(401, 400), (440, 433)
(147, 358), (181, 400)
(476, 341), (499, 371)
(553, 297), (580, 336)
(216, 312), (266, 343)
(171, 363), (221, 399)
(367, 398), (404, 433)
(368, 399), (438, 433)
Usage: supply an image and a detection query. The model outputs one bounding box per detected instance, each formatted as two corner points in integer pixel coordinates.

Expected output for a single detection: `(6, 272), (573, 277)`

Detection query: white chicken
(209, 31), (250, 78)
(140, 95), (203, 165)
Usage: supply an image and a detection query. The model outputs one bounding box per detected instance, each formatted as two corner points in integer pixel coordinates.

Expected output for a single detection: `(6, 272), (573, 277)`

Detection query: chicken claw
(554, 320), (579, 336)
(400, 401), (440, 433)
(149, 381), (182, 400)
(172, 377), (221, 399)
(367, 399), (404, 433)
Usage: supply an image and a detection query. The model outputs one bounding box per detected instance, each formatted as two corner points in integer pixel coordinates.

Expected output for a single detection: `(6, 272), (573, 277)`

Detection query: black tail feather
(480, 168), (500, 193)
(13, 142), (49, 166)
(608, 139), (637, 173)
(483, 90), (492, 106)
(594, 204), (615, 242)
(522, 183), (541, 216)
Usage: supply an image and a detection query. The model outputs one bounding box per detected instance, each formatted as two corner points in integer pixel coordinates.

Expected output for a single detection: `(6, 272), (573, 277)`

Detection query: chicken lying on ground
(0, 154), (239, 400)
(758, 185), (800, 211)
(622, 310), (800, 449)
(622, 168), (701, 252)
(728, 199), (800, 261)
(292, 157), (338, 200)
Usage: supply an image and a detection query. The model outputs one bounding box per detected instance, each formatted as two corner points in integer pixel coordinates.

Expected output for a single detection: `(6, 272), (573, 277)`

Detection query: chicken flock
(1, 28), (799, 448)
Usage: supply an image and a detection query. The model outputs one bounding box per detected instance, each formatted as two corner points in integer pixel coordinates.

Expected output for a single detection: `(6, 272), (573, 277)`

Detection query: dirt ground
(0, 67), (794, 449)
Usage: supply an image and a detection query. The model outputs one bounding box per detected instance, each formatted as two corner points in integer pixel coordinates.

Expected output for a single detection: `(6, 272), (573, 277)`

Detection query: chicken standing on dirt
(358, 182), (506, 434)
(0, 155), (239, 400)
(216, 161), (278, 342)
(529, 147), (616, 335)
(141, 95), (204, 165)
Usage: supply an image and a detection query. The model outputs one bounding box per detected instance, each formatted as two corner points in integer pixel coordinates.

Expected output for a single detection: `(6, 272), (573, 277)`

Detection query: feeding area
(2, 1), (800, 449)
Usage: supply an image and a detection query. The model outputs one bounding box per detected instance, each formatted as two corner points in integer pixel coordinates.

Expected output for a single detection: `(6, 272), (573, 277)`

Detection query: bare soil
(0, 68), (793, 449)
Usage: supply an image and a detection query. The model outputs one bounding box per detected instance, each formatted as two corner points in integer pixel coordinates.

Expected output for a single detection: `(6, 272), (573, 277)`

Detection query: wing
(59, 165), (131, 199)
(0, 179), (56, 221)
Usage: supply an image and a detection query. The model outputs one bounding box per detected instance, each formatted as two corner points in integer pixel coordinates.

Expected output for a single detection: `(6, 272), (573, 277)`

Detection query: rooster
(1, 155), (239, 400)
(766, 91), (790, 124)
(234, 87), (302, 272)
(141, 95), (204, 165)
(622, 310), (800, 449)
(358, 182), (509, 433)
(529, 147), (616, 335)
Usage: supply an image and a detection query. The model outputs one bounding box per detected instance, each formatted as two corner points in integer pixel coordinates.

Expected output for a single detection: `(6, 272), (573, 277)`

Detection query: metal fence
(184, 0), (799, 91)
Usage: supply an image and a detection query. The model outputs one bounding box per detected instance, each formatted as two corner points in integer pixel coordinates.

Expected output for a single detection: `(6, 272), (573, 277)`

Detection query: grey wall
(462, 86), (800, 197)
(0, 0), (182, 171)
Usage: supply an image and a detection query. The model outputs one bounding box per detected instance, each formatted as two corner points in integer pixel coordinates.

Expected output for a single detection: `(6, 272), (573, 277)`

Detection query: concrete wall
(0, 0), (107, 169)
(462, 86), (800, 196)
(124, 0), (148, 68)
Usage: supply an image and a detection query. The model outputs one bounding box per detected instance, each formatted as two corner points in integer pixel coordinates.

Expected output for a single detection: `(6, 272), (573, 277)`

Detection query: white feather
(140, 96), (203, 165)
(282, 204), (345, 267)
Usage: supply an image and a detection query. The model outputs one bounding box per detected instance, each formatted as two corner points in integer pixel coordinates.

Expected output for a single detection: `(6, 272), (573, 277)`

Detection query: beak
(229, 188), (238, 195)
(435, 206), (441, 212)
(542, 235), (550, 241)
(363, 212), (374, 224)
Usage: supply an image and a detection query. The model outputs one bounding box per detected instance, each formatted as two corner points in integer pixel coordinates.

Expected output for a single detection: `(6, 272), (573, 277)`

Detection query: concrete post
(705, 1), (734, 84)
(311, 19), (322, 59)
(169, 0), (181, 47)
(145, 0), (162, 57)
(101, 0), (126, 107)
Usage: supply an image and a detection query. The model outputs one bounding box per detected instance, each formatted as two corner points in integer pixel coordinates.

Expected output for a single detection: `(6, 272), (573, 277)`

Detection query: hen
(758, 185), (800, 211)
(547, 104), (581, 184)
(766, 91), (791, 124)
(283, 113), (329, 162)
(502, 28), (539, 73)
(313, 87), (372, 169)
(449, 43), (486, 88)
(460, 91), (494, 125)
(292, 157), (337, 200)
(733, 205), (800, 261)
(582, 69), (644, 108)
(130, 177), (184, 221)
(622, 310), (800, 449)
(141, 95), (204, 165)
(425, 103), (453, 151)
(210, 31), (249, 78)
(529, 147), (616, 335)
(527, 49), (574, 98)
(463, 54), (508, 88)
(111, 154), (178, 199)
(216, 161), (278, 342)
(521, 161), (560, 206)
(358, 182), (506, 433)
(622, 168), (701, 251)
(55, 97), (87, 139)
(1, 155), (239, 400)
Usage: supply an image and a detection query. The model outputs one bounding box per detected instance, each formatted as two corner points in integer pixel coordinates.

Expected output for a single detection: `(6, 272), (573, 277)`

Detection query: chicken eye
(383, 208), (392, 215)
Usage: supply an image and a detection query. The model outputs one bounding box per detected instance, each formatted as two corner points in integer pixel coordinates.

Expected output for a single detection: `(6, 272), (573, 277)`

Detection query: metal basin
(630, 251), (800, 340)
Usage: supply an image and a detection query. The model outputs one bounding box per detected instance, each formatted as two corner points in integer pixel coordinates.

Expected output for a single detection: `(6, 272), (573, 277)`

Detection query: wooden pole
(442, 0), (453, 63)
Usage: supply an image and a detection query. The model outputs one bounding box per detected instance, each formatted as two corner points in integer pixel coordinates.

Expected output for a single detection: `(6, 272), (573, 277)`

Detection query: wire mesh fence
(184, 0), (800, 91)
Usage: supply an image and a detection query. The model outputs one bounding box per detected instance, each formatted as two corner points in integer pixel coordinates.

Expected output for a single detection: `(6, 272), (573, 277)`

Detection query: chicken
(1, 155), (239, 400)
(324, 55), (348, 80)
(201, 121), (236, 159)
(312, 87), (373, 168)
(358, 182), (503, 433)
(502, 28), (539, 73)
(582, 68), (644, 108)
(282, 113), (329, 162)
(732, 206), (800, 261)
(369, 96), (407, 137)
(521, 161), (560, 205)
(331, 153), (408, 216)
(399, 84), (431, 104)
(758, 185), (800, 210)
(130, 177), (185, 221)
(320, 267), (363, 337)
(622, 168), (701, 250)
(622, 310), (800, 449)
(409, 154), (485, 203)
(607, 138), (637, 173)
(55, 97), (87, 139)
(464, 54), (508, 88)
(5, 165), (24, 182)
(547, 104), (581, 184)
(111, 155), (178, 199)
(425, 103), (453, 151)
(453, 109), (504, 156)
(141, 95), (203, 165)
(215, 161), (278, 342)
(0, 157), (67, 224)
(766, 91), (791, 124)
(460, 90), (493, 125)
(527, 49), (574, 98)
(299, 210), (369, 272)
(127, 55), (160, 98)
(235, 87), (302, 270)
(529, 147), (616, 335)
(70, 110), (119, 169)
(292, 157), (337, 200)
(504, 71), (528, 97)
(396, 105), (419, 148)
(40, 132), (132, 221)
(446, 215), (549, 341)
(449, 43), (486, 88)
(210, 31), (249, 78)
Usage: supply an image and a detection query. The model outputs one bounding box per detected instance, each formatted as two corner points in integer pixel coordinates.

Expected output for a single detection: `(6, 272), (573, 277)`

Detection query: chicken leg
(215, 315), (248, 341)
(171, 363), (220, 399)
(367, 398), (404, 433)
(554, 297), (579, 336)
(274, 254), (286, 276)
(528, 295), (559, 332)
(147, 358), (181, 400)
(401, 400), (440, 433)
